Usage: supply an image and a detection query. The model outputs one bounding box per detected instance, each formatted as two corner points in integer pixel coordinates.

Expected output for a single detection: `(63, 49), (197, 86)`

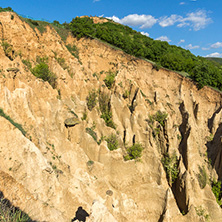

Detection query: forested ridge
(1, 5), (222, 91)
(68, 17), (222, 91)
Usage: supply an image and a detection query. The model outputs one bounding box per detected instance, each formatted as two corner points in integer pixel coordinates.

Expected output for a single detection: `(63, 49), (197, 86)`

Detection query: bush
(211, 180), (222, 206)
(105, 134), (118, 151)
(124, 143), (143, 160)
(161, 152), (179, 186)
(22, 59), (32, 70)
(31, 62), (57, 88)
(86, 90), (97, 111)
(1, 41), (13, 60)
(148, 111), (168, 127)
(197, 166), (208, 189)
(0, 194), (34, 222)
(99, 92), (116, 129)
(103, 71), (116, 89)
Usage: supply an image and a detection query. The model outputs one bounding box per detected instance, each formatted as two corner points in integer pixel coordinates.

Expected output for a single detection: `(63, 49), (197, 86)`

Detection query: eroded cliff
(0, 12), (221, 222)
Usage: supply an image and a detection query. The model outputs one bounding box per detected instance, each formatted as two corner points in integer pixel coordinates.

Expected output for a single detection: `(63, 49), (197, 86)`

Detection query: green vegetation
(86, 123), (104, 145)
(148, 111), (168, 127)
(99, 91), (116, 129)
(0, 7), (14, 12)
(103, 71), (116, 89)
(105, 134), (118, 151)
(31, 61), (57, 88)
(195, 206), (210, 221)
(211, 180), (222, 206)
(197, 166), (208, 189)
(68, 16), (222, 91)
(124, 143), (143, 161)
(1, 41), (14, 60)
(0, 108), (26, 136)
(55, 57), (69, 70)
(161, 152), (179, 186)
(65, 44), (81, 63)
(22, 59), (32, 70)
(0, 195), (33, 222)
(86, 90), (98, 111)
(123, 90), (130, 99)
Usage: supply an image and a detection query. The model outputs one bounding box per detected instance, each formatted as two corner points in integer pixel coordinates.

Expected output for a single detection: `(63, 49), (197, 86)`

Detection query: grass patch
(124, 143), (143, 161)
(0, 108), (26, 136)
(0, 194), (34, 222)
(211, 179), (222, 206)
(65, 44), (81, 64)
(99, 91), (116, 129)
(197, 166), (208, 189)
(86, 90), (98, 111)
(105, 134), (118, 151)
(103, 71), (116, 90)
(161, 152), (179, 186)
(31, 61), (57, 88)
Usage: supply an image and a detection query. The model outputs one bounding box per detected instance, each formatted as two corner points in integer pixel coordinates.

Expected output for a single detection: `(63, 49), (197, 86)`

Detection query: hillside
(0, 10), (221, 222)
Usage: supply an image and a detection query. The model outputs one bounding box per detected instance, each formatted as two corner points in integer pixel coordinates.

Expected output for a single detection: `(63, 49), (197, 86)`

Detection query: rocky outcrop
(0, 11), (221, 222)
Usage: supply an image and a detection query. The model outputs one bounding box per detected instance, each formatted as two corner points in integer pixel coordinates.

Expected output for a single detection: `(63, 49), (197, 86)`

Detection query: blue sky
(1, 0), (222, 57)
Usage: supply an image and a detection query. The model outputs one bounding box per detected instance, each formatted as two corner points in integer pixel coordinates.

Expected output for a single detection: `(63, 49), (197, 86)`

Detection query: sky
(1, 0), (222, 58)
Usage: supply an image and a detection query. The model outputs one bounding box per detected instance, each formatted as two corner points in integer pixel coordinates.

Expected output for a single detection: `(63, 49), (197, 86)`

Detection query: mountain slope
(0, 11), (221, 222)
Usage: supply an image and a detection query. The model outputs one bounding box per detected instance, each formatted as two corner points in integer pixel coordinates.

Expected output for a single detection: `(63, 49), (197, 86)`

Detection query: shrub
(99, 92), (116, 129)
(0, 194), (34, 222)
(65, 44), (81, 63)
(195, 206), (210, 221)
(1, 41), (13, 60)
(211, 180), (222, 206)
(31, 62), (57, 88)
(197, 166), (208, 189)
(86, 90), (97, 111)
(103, 71), (116, 89)
(124, 143), (143, 160)
(123, 90), (130, 99)
(0, 108), (26, 136)
(147, 111), (168, 127)
(161, 152), (179, 186)
(105, 134), (118, 151)
(22, 59), (32, 70)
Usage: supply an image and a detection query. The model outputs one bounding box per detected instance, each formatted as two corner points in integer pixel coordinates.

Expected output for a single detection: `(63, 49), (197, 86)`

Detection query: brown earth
(0, 11), (221, 221)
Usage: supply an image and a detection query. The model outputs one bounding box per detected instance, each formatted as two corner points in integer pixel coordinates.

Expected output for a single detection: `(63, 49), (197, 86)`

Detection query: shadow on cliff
(206, 123), (222, 180)
(0, 191), (36, 222)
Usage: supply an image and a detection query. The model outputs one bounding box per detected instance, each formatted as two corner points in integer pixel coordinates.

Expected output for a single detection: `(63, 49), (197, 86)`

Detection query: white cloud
(202, 47), (210, 50)
(107, 10), (212, 31)
(178, 39), (185, 44)
(186, 44), (200, 49)
(180, 2), (185, 5)
(93, 0), (100, 2)
(210, 42), (222, 49)
(156, 36), (171, 43)
(177, 10), (212, 31)
(107, 14), (157, 28)
(159, 15), (182, 27)
(205, 52), (222, 58)
(141, 31), (149, 37)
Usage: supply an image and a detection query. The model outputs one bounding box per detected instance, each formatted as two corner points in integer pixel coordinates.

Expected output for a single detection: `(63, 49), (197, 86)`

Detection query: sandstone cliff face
(0, 12), (221, 222)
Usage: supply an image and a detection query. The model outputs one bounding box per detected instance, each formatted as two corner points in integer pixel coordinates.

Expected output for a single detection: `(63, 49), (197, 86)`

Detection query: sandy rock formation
(0, 12), (221, 221)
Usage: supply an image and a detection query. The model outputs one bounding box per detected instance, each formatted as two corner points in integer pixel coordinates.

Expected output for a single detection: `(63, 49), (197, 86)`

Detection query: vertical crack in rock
(193, 101), (199, 120)
(208, 105), (222, 133)
(207, 123), (222, 180)
(129, 87), (139, 113)
(179, 102), (190, 170)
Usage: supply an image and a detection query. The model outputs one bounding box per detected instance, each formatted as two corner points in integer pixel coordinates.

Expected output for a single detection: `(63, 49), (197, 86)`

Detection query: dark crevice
(208, 105), (222, 133)
(179, 102), (190, 170)
(123, 129), (126, 145)
(129, 87), (139, 113)
(207, 123), (222, 180)
(132, 134), (135, 144)
(193, 101), (199, 120)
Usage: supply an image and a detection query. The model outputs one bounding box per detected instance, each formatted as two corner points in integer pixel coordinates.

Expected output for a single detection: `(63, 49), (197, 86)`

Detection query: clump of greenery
(148, 111), (168, 127)
(86, 90), (98, 111)
(197, 166), (208, 189)
(55, 57), (69, 70)
(65, 44), (81, 64)
(86, 122), (104, 145)
(81, 111), (87, 121)
(123, 90), (130, 99)
(22, 59), (32, 70)
(0, 195), (34, 222)
(69, 16), (222, 91)
(99, 91), (116, 129)
(0, 108), (26, 136)
(211, 180), (222, 206)
(0, 7), (14, 12)
(103, 71), (116, 89)
(1, 41), (14, 60)
(124, 143), (143, 161)
(31, 62), (57, 88)
(195, 206), (210, 221)
(105, 134), (118, 151)
(161, 152), (179, 186)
